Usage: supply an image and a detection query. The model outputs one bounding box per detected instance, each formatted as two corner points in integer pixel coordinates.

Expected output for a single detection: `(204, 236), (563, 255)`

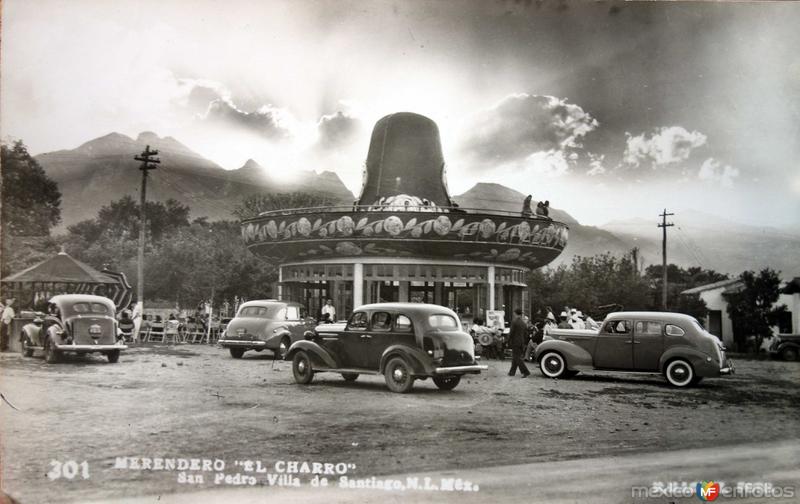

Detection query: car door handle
(360, 334), (372, 339)
(624, 340), (633, 344)
(632, 340), (642, 344)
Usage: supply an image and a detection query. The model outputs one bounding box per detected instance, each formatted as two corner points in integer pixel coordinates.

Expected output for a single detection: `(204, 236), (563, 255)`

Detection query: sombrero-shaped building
(241, 112), (569, 320)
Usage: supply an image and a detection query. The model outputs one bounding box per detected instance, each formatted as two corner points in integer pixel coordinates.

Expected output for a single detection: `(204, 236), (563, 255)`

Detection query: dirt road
(1, 344), (798, 503)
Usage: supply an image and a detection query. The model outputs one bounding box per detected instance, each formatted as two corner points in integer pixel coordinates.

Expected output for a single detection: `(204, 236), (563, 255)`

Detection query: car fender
(286, 340), (338, 369)
(777, 341), (800, 353)
(534, 340), (593, 370)
(380, 344), (431, 376)
(21, 325), (42, 343)
(659, 346), (716, 375)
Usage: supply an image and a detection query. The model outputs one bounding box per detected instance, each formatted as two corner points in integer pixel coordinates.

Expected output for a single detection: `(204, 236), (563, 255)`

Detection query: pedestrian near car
(0, 299), (16, 352)
(507, 309), (530, 377)
(321, 299), (336, 322)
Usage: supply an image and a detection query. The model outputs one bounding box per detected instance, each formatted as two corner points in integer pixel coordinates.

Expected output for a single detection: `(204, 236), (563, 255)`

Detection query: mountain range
(34, 132), (800, 276)
(36, 132), (354, 229)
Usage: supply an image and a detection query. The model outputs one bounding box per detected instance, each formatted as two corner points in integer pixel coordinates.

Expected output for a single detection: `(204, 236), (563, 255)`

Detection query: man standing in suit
(508, 308), (530, 377)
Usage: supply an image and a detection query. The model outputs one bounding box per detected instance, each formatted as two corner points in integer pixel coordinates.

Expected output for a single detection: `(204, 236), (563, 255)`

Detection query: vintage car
(286, 303), (487, 393)
(768, 333), (800, 361)
(534, 311), (734, 387)
(217, 300), (312, 359)
(21, 294), (127, 363)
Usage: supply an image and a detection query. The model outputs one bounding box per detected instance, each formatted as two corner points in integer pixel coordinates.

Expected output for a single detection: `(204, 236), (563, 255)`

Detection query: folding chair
(163, 320), (181, 344)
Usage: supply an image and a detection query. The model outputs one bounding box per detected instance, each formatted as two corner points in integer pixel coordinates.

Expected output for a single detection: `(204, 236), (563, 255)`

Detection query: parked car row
(13, 295), (739, 393)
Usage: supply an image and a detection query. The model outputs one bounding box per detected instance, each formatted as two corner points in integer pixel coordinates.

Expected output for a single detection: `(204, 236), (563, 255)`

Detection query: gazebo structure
(1, 250), (132, 310)
(241, 112), (569, 321)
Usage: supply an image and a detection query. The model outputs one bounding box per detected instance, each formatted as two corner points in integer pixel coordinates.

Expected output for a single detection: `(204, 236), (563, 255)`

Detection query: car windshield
(238, 306), (278, 318)
(428, 314), (459, 331)
(71, 302), (111, 315)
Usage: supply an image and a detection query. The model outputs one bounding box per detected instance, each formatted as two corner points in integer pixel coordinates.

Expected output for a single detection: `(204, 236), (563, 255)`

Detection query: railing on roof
(246, 204), (562, 224)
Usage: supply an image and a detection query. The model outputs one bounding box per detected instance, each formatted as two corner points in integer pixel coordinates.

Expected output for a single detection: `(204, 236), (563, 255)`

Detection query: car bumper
(720, 360), (734, 375)
(54, 343), (127, 352)
(434, 364), (488, 374)
(218, 339), (268, 348)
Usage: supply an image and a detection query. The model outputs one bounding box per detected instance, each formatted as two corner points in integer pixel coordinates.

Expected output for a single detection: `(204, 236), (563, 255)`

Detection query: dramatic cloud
(586, 153), (607, 176)
(316, 111), (361, 149)
(524, 150), (571, 177)
(698, 157), (740, 187)
(623, 126), (707, 168)
(459, 93), (599, 170)
(203, 99), (293, 140)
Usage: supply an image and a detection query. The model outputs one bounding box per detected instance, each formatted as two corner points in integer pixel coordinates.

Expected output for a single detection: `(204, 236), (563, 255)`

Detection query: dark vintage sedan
(534, 311), (734, 387)
(769, 333), (800, 361)
(22, 294), (127, 363)
(217, 300), (313, 359)
(286, 303), (487, 393)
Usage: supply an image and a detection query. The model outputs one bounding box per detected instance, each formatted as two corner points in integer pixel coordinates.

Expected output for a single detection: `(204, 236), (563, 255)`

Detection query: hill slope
(36, 132), (355, 230)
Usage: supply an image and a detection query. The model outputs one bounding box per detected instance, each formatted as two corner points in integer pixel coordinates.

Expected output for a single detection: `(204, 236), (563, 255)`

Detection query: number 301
(47, 460), (89, 480)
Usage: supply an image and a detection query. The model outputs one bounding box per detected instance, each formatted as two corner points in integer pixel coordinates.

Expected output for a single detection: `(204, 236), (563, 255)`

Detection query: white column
(488, 265), (495, 312)
(353, 263), (364, 309)
(277, 266), (283, 300)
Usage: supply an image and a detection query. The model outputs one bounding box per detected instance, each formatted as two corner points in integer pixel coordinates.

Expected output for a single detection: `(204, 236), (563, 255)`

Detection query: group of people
(556, 307), (600, 331)
(521, 195), (552, 219)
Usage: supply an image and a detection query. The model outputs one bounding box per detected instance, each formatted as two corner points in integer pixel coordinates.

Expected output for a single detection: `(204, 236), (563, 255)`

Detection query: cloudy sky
(2, 0), (799, 229)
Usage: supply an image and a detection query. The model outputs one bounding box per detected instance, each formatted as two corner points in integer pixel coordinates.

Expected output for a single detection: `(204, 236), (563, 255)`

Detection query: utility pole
(658, 209), (674, 310)
(134, 146), (160, 321)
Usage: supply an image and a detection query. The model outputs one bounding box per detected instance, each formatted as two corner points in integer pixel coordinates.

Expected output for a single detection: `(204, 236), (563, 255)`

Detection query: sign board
(486, 310), (505, 331)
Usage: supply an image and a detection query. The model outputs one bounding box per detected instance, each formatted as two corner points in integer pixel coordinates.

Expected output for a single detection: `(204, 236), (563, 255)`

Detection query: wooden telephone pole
(658, 209), (674, 310)
(134, 146), (160, 311)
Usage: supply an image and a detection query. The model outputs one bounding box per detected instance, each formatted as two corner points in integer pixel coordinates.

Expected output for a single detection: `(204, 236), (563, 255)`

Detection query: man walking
(508, 308), (530, 377)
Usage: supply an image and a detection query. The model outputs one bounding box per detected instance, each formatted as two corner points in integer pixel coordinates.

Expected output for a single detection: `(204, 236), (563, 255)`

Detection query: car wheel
(106, 350), (120, 363)
(780, 347), (799, 362)
(21, 337), (34, 358)
(384, 357), (415, 393)
(279, 337), (291, 360)
(229, 347), (245, 359)
(44, 340), (60, 364)
(539, 351), (568, 379)
(341, 373), (359, 382)
(292, 351), (314, 384)
(433, 375), (461, 391)
(664, 358), (694, 387)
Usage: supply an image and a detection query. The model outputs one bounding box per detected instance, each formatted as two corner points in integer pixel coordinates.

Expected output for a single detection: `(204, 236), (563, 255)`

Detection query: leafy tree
(528, 253), (651, 319)
(233, 191), (337, 220)
(1, 140), (62, 236)
(67, 196), (190, 243)
(724, 268), (787, 352)
(644, 264), (727, 319)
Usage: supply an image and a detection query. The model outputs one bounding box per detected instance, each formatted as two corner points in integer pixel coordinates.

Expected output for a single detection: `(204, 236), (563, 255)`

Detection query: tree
(528, 253), (651, 319)
(233, 191), (337, 220)
(644, 264), (727, 319)
(725, 268), (787, 352)
(67, 196), (190, 243)
(1, 140), (62, 236)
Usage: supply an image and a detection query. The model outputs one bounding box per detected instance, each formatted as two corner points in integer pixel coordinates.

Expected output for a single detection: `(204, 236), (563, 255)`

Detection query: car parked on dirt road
(20, 294), (127, 363)
(287, 302), (487, 393)
(218, 300), (312, 359)
(769, 333), (800, 361)
(534, 311), (734, 387)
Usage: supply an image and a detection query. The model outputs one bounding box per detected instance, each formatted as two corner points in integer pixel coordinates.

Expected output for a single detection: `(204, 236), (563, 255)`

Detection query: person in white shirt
(1, 298), (17, 351)
(320, 299), (336, 323)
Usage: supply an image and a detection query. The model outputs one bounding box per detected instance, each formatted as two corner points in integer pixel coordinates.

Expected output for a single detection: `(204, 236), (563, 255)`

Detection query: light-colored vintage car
(287, 303), (487, 393)
(21, 294), (127, 363)
(534, 311), (734, 387)
(217, 300), (313, 359)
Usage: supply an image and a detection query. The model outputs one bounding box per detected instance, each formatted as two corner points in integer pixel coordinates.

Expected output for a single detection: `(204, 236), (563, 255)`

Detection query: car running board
(314, 367), (381, 375)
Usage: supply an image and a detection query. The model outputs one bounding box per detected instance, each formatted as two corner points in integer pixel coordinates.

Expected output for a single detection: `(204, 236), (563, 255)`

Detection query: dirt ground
(1, 344), (798, 503)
